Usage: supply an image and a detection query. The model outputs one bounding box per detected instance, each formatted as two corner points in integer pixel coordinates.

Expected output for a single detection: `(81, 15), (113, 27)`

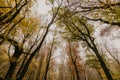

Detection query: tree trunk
(5, 46), (22, 80)
(73, 62), (80, 80)
(92, 42), (113, 80)
(33, 56), (44, 80)
(5, 61), (17, 79)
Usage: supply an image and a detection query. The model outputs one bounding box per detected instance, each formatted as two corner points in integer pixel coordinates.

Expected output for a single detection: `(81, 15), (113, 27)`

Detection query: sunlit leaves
(56, 8), (94, 41)
(85, 54), (100, 68)
(49, 0), (54, 4)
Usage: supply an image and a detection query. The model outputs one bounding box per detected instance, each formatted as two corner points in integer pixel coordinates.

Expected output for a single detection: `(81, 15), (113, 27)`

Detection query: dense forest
(0, 0), (120, 80)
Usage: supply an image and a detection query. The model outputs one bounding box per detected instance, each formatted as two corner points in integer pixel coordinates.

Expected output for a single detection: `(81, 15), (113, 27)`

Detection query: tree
(56, 5), (114, 79)
(43, 35), (55, 80)
(64, 0), (120, 26)
(85, 54), (106, 80)
(0, 0), (119, 80)
(66, 42), (82, 80)
(0, 0), (40, 79)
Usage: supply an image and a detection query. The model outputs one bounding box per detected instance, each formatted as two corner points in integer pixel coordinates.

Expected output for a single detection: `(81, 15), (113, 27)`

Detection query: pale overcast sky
(35, 0), (51, 15)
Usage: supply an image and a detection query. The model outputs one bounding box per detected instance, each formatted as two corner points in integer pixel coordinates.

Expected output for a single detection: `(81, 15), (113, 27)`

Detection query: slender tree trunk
(43, 57), (51, 80)
(73, 62), (80, 80)
(16, 54), (28, 78)
(92, 42), (113, 80)
(33, 56), (44, 80)
(43, 37), (54, 80)
(68, 42), (80, 80)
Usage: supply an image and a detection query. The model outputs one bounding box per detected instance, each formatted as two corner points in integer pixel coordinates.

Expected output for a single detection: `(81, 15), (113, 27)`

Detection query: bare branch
(83, 16), (120, 26)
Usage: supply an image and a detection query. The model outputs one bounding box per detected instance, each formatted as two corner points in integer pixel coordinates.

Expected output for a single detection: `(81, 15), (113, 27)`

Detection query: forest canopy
(0, 0), (120, 80)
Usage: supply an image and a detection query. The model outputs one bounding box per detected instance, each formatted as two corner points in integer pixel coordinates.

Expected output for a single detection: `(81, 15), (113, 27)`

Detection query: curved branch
(0, 35), (18, 46)
(83, 16), (120, 26)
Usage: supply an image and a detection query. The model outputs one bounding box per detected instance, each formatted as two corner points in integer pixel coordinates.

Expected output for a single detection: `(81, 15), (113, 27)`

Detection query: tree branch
(83, 16), (120, 26)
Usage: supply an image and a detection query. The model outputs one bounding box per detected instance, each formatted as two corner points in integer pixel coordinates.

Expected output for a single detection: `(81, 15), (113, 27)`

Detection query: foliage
(0, 0), (120, 80)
